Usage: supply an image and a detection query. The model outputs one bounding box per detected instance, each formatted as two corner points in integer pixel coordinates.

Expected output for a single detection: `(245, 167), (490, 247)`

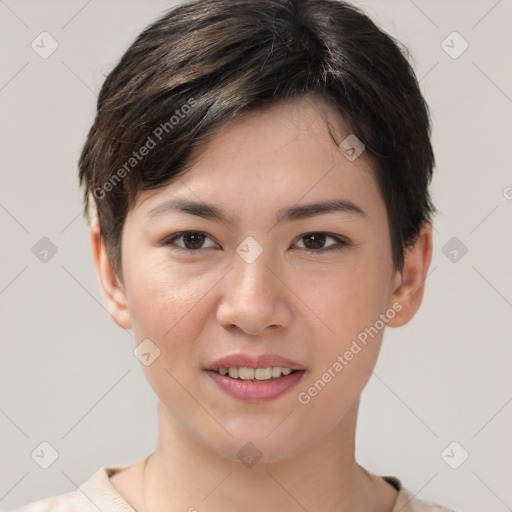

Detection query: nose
(216, 249), (292, 335)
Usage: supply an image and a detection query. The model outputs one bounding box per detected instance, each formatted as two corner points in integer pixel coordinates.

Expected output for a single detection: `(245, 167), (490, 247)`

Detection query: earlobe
(89, 220), (133, 330)
(387, 222), (433, 328)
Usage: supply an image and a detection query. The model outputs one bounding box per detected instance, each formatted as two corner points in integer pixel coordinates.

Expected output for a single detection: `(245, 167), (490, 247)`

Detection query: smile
(217, 366), (295, 380)
(205, 368), (306, 402)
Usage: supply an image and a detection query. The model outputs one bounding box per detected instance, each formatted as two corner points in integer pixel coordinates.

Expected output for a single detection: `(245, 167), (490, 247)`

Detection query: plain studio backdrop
(0, 1), (510, 511)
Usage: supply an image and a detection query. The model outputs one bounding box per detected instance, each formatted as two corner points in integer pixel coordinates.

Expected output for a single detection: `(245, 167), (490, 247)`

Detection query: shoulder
(7, 466), (133, 512)
(403, 495), (458, 512)
(7, 489), (89, 512)
(384, 476), (458, 512)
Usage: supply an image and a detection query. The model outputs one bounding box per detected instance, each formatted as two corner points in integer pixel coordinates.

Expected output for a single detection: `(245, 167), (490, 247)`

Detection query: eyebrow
(146, 197), (366, 224)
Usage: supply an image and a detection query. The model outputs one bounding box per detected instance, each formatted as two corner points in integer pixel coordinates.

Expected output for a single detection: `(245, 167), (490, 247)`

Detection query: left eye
(293, 232), (348, 253)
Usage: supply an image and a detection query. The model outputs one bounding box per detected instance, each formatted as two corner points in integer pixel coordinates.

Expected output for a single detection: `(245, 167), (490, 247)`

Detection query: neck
(142, 399), (396, 512)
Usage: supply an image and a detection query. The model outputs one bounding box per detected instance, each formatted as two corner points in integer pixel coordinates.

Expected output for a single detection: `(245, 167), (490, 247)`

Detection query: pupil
(303, 233), (325, 249)
(184, 233), (204, 249)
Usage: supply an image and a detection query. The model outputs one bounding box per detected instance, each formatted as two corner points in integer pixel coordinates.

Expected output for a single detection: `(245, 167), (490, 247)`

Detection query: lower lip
(205, 370), (306, 402)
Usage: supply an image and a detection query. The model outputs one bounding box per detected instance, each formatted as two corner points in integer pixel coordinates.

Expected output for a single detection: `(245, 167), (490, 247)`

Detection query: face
(99, 95), (418, 463)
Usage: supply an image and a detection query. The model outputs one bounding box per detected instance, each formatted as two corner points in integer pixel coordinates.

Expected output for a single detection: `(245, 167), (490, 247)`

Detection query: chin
(205, 430), (309, 467)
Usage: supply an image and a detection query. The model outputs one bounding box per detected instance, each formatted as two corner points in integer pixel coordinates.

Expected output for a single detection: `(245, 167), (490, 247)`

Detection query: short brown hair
(78, 0), (435, 280)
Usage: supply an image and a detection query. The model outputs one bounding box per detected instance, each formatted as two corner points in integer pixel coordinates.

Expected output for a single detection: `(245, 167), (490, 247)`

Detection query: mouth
(208, 366), (302, 381)
(205, 353), (305, 373)
(204, 365), (306, 402)
(204, 353), (306, 402)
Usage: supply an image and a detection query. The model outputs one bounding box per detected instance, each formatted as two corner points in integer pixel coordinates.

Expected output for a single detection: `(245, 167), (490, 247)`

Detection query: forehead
(131, 95), (381, 219)
(187, 95), (356, 171)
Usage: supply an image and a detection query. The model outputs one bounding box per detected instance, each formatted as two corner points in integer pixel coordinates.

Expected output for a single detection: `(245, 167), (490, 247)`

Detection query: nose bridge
(230, 238), (276, 303)
(217, 237), (291, 333)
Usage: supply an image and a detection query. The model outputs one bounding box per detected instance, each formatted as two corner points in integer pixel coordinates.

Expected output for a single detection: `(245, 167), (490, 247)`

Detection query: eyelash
(162, 231), (350, 255)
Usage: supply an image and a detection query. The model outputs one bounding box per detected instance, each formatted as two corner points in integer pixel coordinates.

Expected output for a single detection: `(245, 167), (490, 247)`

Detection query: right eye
(163, 231), (219, 252)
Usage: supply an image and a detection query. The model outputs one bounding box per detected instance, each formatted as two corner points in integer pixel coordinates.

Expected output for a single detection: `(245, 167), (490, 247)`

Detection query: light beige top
(10, 466), (457, 512)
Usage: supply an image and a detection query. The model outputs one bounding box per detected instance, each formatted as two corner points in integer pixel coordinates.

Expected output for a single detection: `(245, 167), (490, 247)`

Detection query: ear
(387, 222), (433, 327)
(89, 219), (133, 330)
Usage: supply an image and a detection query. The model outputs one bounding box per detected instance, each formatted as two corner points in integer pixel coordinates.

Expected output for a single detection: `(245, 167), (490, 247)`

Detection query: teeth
(239, 367), (255, 380)
(255, 367), (272, 380)
(216, 366), (295, 380)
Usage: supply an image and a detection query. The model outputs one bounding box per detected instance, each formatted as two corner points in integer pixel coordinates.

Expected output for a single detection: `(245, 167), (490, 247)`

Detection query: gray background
(1, 1), (511, 510)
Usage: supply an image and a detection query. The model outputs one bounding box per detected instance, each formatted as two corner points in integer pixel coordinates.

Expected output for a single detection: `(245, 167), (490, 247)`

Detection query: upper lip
(205, 353), (305, 371)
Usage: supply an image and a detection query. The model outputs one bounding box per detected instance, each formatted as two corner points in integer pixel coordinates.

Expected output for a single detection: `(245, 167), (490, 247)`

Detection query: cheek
(314, 252), (393, 344)
(297, 261), (391, 423)
(124, 255), (217, 362)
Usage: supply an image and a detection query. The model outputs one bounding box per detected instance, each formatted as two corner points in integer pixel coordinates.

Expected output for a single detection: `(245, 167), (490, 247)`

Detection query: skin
(90, 94), (432, 512)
